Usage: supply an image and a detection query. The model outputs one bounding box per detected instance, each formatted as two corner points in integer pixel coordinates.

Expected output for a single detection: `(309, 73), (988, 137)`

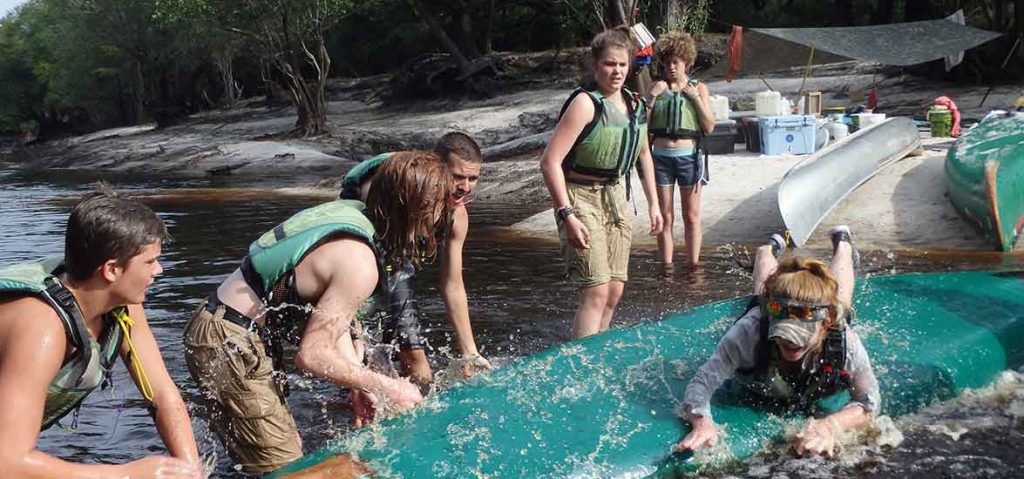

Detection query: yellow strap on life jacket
(111, 308), (155, 402)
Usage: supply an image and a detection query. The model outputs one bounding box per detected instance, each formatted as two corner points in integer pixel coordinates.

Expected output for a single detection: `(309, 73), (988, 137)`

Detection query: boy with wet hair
(340, 131), (491, 396)
(0, 186), (202, 478)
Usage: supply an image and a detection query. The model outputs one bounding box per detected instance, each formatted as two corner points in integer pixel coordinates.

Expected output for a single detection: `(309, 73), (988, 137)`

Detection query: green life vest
(340, 153), (393, 200)
(649, 88), (702, 139)
(560, 88), (648, 179)
(246, 199), (378, 297)
(0, 258), (124, 430)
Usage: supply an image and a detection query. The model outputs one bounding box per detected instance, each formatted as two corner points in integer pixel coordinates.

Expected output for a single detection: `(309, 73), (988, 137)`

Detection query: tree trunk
(873, 0), (893, 25)
(1015, 0), (1023, 33)
(458, 6), (480, 58)
(277, 11), (328, 137)
(133, 59), (146, 124)
(215, 52), (238, 106)
(834, 0), (853, 26)
(609, 0), (627, 26)
(995, 0), (1006, 31)
(483, 0), (495, 54)
(410, 0), (473, 74)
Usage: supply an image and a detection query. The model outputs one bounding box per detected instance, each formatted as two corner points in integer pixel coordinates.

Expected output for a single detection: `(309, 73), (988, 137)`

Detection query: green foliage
(0, 0), (1017, 136)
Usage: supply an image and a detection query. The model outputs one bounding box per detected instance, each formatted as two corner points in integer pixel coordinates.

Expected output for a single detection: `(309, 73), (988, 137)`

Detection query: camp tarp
(753, 19), (1001, 67)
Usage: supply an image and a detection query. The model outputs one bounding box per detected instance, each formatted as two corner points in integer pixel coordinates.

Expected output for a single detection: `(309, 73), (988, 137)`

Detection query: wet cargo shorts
(183, 300), (301, 473)
(557, 179), (633, 287)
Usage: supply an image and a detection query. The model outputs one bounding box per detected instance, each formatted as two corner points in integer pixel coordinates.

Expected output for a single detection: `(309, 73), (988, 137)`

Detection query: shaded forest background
(0, 0), (1020, 138)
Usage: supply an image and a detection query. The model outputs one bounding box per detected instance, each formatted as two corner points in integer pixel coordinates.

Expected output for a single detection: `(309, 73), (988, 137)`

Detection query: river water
(3, 167), (1023, 478)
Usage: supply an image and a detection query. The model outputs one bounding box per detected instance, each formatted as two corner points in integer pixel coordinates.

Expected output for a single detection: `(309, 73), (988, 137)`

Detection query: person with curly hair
(647, 31), (716, 270)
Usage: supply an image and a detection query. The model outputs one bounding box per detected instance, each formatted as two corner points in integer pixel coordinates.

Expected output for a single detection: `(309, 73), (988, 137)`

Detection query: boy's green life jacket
(559, 87), (648, 179)
(246, 199), (379, 297)
(0, 258), (124, 430)
(340, 153), (393, 200)
(648, 87), (703, 140)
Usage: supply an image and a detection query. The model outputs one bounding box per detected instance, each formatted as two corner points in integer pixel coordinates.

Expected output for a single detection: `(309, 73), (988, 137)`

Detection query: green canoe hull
(274, 271), (1024, 478)
(945, 113), (1024, 251)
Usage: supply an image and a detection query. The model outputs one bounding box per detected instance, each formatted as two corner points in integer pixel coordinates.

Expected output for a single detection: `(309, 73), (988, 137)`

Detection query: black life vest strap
(733, 295), (769, 376)
(43, 277), (94, 387)
(793, 326), (850, 411)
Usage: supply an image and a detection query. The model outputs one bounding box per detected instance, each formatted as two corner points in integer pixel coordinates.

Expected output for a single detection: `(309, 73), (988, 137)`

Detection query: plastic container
(759, 115), (817, 155)
(815, 122), (830, 151)
(704, 119), (736, 154)
(852, 113), (886, 130)
(755, 91), (783, 117)
(928, 105), (953, 137)
(824, 118), (849, 142)
(742, 117), (761, 153)
(709, 95), (730, 121)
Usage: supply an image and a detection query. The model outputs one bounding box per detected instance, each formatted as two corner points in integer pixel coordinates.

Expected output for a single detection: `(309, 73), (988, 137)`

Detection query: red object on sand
(726, 25), (742, 82)
(933, 96), (962, 137)
(867, 87), (878, 110)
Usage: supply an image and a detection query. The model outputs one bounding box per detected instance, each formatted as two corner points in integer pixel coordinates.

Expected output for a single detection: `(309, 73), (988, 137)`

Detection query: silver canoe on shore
(778, 117), (921, 246)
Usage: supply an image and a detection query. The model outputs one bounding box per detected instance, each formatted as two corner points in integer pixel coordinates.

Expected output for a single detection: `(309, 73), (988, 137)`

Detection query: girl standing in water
(647, 32), (715, 270)
(541, 28), (663, 340)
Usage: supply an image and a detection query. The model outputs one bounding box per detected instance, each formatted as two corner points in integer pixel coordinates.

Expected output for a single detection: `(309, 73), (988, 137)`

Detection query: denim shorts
(652, 145), (705, 187)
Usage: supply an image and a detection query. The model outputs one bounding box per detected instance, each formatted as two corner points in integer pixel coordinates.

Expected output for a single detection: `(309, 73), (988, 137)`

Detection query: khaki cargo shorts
(183, 301), (301, 473)
(557, 180), (633, 287)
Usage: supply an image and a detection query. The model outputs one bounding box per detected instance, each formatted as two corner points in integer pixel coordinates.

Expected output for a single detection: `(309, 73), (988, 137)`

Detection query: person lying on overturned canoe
(676, 225), (879, 458)
(339, 132), (492, 392)
(0, 187), (202, 478)
(183, 152), (454, 474)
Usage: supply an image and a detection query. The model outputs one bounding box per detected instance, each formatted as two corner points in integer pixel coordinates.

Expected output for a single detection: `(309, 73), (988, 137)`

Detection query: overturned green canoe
(274, 270), (1024, 478)
(945, 113), (1024, 251)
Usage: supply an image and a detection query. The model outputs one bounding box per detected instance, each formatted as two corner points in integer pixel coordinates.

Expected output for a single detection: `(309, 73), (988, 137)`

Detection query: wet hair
(590, 27), (632, 59)
(434, 132), (482, 164)
(64, 183), (169, 282)
(655, 31), (697, 67)
(761, 256), (842, 341)
(365, 151), (454, 270)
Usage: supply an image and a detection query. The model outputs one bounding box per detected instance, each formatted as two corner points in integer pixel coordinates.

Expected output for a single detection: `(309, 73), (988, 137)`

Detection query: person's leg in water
(573, 282), (611, 338)
(657, 183), (676, 269)
(599, 280), (625, 332)
(753, 233), (787, 295)
(680, 182), (703, 268)
(828, 225), (858, 306)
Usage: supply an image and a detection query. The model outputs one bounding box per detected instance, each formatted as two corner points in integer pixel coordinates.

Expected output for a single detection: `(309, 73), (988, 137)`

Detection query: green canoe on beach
(274, 270), (1024, 478)
(945, 112), (1024, 251)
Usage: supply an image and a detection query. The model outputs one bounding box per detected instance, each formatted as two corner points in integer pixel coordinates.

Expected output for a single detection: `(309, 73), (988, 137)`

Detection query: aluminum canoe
(778, 117), (921, 246)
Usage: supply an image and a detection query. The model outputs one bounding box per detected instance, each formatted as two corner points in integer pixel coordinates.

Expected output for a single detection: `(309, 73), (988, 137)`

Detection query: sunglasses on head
(763, 296), (834, 322)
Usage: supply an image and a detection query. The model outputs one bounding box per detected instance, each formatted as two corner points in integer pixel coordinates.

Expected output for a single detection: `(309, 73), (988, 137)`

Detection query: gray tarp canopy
(752, 19), (1002, 66)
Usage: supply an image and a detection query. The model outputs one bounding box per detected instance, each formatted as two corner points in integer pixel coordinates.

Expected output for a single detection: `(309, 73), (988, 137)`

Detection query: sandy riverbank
(5, 61), (1017, 252)
(509, 136), (990, 251)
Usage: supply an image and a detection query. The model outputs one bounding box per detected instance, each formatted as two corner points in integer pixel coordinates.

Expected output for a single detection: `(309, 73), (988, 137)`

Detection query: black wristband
(556, 206), (575, 221)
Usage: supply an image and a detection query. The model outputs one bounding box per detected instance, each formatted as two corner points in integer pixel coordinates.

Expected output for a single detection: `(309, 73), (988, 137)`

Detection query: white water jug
(709, 95), (730, 121)
(755, 91), (782, 117)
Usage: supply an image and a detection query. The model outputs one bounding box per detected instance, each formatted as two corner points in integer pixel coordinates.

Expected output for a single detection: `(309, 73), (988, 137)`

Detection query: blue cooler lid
(760, 115), (815, 126)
